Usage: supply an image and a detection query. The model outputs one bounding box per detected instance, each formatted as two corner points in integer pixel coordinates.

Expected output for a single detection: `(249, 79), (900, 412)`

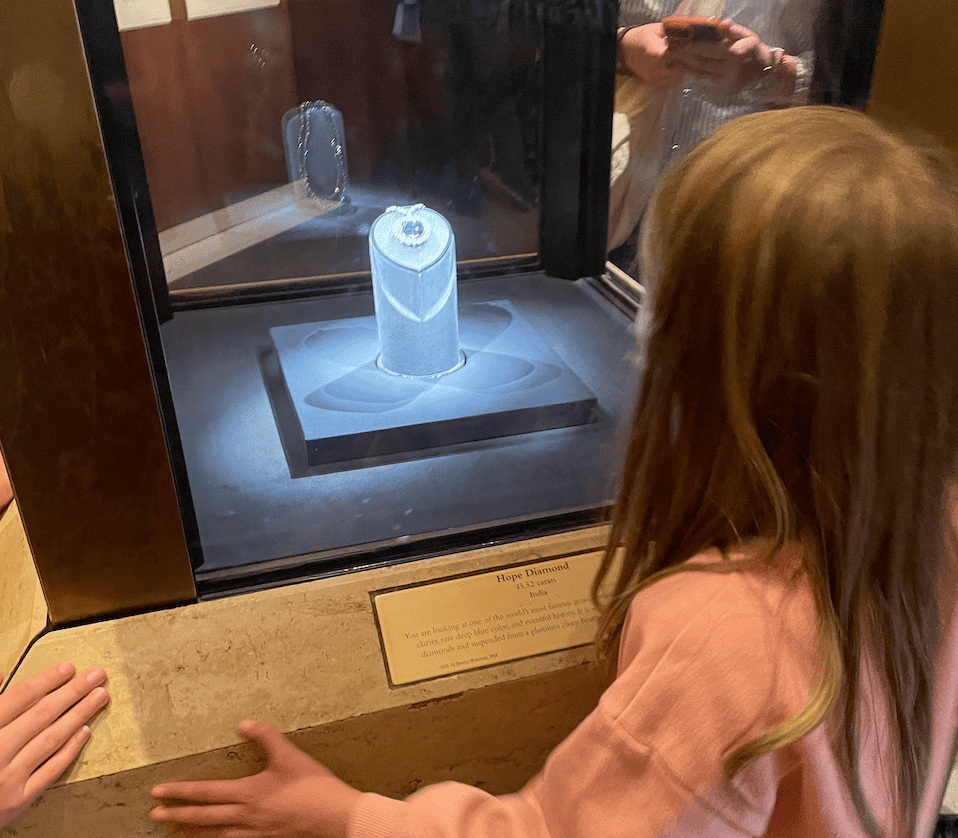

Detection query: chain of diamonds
(297, 100), (347, 204)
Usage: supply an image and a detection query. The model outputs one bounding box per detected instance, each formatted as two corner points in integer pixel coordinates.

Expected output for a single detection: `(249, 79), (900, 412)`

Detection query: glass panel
(162, 273), (636, 588)
(607, 0), (887, 277)
(100, 0), (633, 590)
(118, 0), (543, 294)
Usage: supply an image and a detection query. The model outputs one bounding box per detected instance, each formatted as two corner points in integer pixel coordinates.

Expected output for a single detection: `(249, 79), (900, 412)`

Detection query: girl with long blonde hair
(595, 105), (958, 837)
(152, 106), (958, 838)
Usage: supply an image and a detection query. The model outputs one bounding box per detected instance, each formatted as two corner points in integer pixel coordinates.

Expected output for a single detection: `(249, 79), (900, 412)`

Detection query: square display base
(265, 301), (598, 472)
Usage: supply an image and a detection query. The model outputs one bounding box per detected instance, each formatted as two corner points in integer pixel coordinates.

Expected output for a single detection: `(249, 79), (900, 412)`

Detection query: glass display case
(0, 0), (889, 624)
(0, 0), (631, 622)
(123, 0), (634, 599)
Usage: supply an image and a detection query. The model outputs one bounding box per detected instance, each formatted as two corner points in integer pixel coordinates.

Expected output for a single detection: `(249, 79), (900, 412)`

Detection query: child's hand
(0, 662), (110, 827)
(151, 720), (363, 838)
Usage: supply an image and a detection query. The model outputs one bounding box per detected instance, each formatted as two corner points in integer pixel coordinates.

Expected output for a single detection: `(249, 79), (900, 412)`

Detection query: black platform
(265, 300), (598, 471)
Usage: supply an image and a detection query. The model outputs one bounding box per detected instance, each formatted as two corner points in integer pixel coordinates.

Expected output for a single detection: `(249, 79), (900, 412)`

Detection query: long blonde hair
(594, 106), (958, 838)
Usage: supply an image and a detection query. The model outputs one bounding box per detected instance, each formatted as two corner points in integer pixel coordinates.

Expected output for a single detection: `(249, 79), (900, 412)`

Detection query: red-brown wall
(120, 0), (297, 230)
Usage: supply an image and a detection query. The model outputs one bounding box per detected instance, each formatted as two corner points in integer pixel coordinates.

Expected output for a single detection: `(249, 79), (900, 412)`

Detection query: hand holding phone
(662, 16), (733, 45)
(663, 17), (785, 97)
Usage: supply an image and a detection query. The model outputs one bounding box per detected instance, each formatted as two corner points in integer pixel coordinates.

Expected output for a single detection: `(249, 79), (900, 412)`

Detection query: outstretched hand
(0, 662), (110, 827)
(151, 720), (363, 838)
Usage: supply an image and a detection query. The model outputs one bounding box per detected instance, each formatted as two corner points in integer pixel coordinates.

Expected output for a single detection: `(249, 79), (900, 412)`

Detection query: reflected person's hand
(620, 23), (686, 92)
(671, 20), (792, 98)
(0, 662), (109, 826)
(151, 720), (363, 838)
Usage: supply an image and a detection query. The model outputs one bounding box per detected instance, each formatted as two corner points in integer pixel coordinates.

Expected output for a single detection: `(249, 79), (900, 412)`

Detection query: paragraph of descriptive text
(373, 553), (601, 685)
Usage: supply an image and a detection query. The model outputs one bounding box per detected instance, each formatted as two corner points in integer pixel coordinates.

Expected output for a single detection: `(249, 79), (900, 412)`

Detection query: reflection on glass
(118, 0), (542, 292)
(608, 0), (886, 277)
(282, 101), (350, 209)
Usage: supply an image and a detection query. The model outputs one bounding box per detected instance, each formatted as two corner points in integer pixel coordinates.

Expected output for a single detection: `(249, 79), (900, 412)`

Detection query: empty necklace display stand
(263, 206), (598, 474)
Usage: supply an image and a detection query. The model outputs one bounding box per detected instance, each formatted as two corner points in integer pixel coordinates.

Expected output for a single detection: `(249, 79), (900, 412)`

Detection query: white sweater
(617, 0), (818, 184)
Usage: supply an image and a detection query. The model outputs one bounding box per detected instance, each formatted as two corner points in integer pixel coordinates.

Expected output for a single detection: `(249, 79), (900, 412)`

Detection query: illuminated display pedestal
(265, 301), (598, 471)
(369, 204), (465, 379)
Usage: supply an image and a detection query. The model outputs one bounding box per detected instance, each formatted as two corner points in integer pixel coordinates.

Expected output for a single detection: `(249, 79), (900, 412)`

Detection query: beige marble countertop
(0, 501), (48, 683)
(10, 526), (610, 787)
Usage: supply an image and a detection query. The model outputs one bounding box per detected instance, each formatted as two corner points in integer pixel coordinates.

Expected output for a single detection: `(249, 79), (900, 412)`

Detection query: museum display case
(0, 5), (638, 827)
(0, 0), (903, 627)
(1, 0), (636, 625)
(6, 0), (958, 834)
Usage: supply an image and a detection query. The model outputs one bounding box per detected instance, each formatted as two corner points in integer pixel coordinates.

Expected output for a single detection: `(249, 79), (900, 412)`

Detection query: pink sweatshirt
(349, 535), (958, 838)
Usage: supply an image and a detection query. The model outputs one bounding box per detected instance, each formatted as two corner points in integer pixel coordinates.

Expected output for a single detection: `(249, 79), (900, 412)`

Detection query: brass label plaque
(373, 552), (601, 686)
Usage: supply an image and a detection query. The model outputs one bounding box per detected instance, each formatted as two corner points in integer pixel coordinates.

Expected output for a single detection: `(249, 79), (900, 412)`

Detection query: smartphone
(662, 15), (732, 44)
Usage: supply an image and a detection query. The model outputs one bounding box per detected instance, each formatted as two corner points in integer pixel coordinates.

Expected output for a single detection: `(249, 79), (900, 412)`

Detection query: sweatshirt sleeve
(618, 0), (679, 28)
(348, 575), (785, 838)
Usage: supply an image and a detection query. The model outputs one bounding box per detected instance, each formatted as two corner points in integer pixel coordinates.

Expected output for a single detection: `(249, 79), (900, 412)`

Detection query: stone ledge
(2, 659), (610, 837)
(0, 501), (48, 683)
(8, 526), (611, 786)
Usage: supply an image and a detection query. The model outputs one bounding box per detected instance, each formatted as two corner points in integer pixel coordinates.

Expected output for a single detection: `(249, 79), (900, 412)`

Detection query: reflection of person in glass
(150, 107), (958, 838)
(618, 1), (811, 102)
(609, 0), (818, 269)
(373, 0), (539, 216)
